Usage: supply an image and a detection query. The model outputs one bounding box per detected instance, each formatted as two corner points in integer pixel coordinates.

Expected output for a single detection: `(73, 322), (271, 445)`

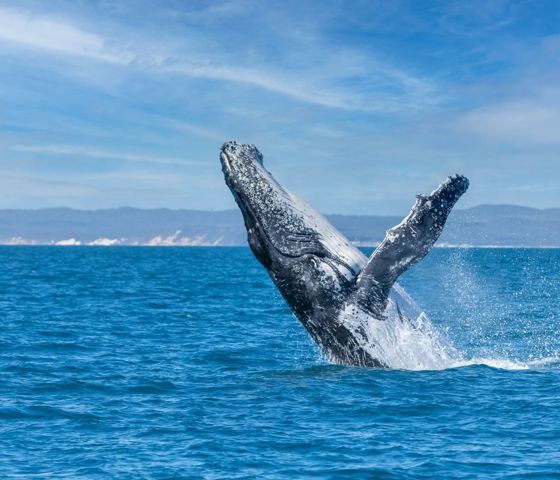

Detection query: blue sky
(1, 0), (559, 214)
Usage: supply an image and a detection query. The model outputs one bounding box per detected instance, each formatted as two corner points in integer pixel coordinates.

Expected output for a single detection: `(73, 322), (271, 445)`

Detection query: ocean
(1, 246), (559, 479)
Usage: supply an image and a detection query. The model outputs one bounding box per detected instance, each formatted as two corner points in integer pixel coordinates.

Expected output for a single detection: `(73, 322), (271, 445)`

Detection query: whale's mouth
(220, 142), (283, 266)
(219, 147), (238, 193)
(220, 142), (262, 225)
(220, 151), (232, 176)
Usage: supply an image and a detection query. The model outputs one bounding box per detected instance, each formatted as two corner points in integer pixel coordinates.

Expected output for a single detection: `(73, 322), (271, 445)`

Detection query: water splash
(334, 283), (461, 370)
(439, 249), (560, 368)
(329, 249), (560, 372)
(335, 299), (548, 371)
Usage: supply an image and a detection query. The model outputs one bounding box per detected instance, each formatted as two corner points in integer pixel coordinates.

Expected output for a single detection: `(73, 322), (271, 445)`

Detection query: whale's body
(221, 142), (468, 368)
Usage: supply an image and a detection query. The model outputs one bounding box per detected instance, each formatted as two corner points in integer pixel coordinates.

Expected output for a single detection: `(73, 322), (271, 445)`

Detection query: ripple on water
(0, 247), (559, 478)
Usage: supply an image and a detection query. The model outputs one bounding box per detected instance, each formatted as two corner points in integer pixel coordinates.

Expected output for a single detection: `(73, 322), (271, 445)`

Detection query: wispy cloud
(0, 6), (131, 63)
(154, 115), (223, 141)
(0, 172), (100, 198)
(437, 0), (523, 36)
(0, 6), (437, 113)
(12, 145), (193, 166)
(455, 90), (560, 147)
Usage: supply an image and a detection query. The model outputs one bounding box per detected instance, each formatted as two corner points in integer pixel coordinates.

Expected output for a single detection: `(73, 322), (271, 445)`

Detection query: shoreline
(2, 243), (560, 249)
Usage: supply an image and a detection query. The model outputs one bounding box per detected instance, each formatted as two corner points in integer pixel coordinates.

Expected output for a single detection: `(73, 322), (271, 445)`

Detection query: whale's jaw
(220, 141), (365, 282)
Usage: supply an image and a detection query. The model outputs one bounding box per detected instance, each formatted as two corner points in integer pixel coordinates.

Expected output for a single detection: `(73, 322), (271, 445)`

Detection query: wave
(450, 358), (529, 370)
(442, 356), (560, 371)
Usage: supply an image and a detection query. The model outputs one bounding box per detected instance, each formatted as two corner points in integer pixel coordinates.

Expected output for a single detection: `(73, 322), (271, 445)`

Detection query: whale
(220, 141), (469, 368)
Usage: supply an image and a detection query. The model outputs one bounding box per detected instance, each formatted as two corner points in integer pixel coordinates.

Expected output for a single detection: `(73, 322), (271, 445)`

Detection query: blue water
(1, 247), (559, 479)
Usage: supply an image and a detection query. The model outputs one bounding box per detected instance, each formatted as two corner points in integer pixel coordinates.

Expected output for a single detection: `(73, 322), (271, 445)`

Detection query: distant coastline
(1, 204), (560, 247)
(2, 243), (560, 249)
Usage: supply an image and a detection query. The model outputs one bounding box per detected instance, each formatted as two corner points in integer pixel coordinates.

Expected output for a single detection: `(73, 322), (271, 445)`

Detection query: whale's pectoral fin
(355, 174), (469, 317)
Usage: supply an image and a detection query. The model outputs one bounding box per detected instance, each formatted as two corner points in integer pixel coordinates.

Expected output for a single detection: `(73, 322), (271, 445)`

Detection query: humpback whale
(220, 141), (469, 368)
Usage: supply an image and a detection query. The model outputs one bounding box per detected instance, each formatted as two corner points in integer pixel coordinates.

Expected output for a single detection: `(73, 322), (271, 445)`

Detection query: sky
(0, 0), (559, 215)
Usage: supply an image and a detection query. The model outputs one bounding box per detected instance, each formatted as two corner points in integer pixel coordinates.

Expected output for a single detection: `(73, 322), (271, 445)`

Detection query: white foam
(338, 299), (459, 371)
(450, 358), (529, 370)
(526, 357), (560, 368)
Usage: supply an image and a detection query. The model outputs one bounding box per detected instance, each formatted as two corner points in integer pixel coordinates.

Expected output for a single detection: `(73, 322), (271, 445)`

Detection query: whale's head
(220, 141), (365, 320)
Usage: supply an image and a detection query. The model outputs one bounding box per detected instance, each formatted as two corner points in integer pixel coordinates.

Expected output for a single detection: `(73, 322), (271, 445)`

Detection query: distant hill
(0, 205), (559, 246)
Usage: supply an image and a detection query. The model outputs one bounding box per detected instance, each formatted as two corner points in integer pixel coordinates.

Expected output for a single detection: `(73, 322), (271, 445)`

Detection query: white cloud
(438, 0), (520, 36)
(0, 6), (436, 112)
(167, 56), (434, 112)
(0, 172), (99, 200)
(155, 115), (222, 141)
(0, 6), (131, 63)
(12, 144), (193, 166)
(456, 96), (560, 147)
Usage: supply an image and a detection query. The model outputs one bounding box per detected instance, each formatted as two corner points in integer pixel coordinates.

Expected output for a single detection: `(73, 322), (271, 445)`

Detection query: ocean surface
(1, 246), (559, 479)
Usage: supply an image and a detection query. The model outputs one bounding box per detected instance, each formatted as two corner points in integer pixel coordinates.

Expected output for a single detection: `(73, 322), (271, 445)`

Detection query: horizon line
(0, 203), (558, 216)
